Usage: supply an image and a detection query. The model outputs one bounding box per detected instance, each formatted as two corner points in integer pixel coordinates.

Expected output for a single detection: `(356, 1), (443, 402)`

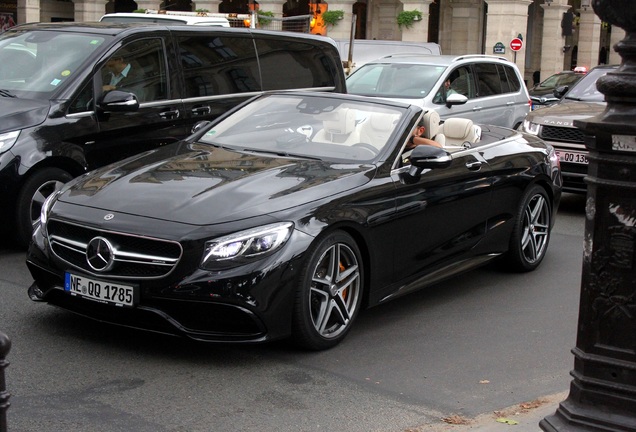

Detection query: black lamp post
(540, 0), (636, 430)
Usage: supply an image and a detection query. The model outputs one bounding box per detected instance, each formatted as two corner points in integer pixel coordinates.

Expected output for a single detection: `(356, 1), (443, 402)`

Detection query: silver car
(521, 65), (618, 193)
(346, 54), (530, 130)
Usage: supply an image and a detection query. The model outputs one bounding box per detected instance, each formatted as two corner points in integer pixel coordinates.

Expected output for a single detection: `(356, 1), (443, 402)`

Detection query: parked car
(27, 91), (562, 350)
(529, 70), (586, 108)
(521, 64), (617, 193)
(100, 11), (231, 27)
(345, 54), (530, 130)
(0, 22), (346, 247)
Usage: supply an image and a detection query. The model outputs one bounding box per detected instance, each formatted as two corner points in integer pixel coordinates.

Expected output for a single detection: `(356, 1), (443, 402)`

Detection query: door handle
(192, 106), (211, 116)
(472, 106), (483, 111)
(160, 109), (180, 120)
(466, 161), (482, 171)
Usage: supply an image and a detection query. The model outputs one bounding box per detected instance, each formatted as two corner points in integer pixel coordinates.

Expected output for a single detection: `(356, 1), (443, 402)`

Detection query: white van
(100, 11), (231, 27)
(333, 39), (442, 74)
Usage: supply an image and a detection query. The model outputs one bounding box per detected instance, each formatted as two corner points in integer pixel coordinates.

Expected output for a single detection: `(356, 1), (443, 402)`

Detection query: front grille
(540, 125), (585, 144)
(47, 219), (182, 279)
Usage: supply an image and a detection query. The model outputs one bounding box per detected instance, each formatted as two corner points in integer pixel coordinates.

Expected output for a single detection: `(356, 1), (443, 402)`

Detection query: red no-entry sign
(510, 37), (523, 51)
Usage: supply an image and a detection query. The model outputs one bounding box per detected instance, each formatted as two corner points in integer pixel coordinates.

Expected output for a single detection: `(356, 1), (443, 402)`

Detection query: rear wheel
(504, 185), (552, 272)
(15, 168), (73, 247)
(292, 231), (363, 350)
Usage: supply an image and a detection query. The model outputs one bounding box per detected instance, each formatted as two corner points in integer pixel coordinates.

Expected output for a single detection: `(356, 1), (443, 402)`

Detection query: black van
(0, 23), (346, 246)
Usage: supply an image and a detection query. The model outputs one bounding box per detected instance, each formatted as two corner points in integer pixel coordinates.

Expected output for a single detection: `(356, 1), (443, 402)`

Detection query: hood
(528, 100), (606, 127)
(0, 97), (50, 132)
(59, 142), (374, 225)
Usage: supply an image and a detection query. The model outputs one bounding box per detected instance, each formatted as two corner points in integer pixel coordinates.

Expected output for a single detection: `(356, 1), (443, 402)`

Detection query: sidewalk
(417, 391), (568, 432)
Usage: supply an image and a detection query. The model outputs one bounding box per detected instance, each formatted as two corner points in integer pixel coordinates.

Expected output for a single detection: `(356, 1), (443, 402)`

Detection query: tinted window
(100, 38), (167, 103)
(256, 38), (338, 90)
(69, 80), (93, 114)
(177, 35), (260, 98)
(503, 65), (521, 92)
(497, 64), (511, 93)
(474, 63), (502, 97)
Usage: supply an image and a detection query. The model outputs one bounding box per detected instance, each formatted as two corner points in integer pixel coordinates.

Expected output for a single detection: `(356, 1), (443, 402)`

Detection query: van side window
(445, 66), (475, 99)
(255, 38), (337, 90)
(100, 38), (167, 103)
(503, 65), (522, 92)
(474, 63), (502, 97)
(177, 35), (260, 98)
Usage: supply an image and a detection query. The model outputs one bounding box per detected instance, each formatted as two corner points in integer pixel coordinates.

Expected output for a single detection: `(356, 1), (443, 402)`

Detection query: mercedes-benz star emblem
(86, 236), (115, 272)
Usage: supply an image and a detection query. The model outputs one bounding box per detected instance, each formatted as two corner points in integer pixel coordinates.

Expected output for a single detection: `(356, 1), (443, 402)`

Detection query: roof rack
(451, 54), (508, 62)
(144, 9), (252, 20)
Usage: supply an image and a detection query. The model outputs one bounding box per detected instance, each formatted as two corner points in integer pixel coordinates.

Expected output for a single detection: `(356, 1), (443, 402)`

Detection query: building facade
(1, 0), (624, 84)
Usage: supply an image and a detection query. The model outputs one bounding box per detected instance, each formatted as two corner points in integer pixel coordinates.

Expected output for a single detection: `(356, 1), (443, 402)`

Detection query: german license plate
(64, 272), (136, 307)
(556, 149), (588, 165)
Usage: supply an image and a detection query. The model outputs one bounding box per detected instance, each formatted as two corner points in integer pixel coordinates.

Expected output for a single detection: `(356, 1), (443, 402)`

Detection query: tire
(292, 231), (364, 350)
(504, 185), (552, 272)
(15, 167), (73, 248)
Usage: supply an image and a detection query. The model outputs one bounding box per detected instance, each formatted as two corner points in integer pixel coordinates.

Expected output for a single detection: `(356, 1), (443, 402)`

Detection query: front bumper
(27, 223), (312, 343)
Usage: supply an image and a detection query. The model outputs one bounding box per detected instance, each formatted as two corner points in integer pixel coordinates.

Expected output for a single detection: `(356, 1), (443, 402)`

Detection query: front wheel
(292, 231), (363, 350)
(504, 185), (552, 272)
(15, 167), (73, 248)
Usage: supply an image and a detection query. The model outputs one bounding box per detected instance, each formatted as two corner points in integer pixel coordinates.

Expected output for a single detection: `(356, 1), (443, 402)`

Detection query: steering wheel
(352, 143), (380, 157)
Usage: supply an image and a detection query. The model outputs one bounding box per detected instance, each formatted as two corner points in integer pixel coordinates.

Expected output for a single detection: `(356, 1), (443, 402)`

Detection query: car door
(388, 148), (494, 287)
(87, 34), (187, 169)
(176, 31), (263, 128)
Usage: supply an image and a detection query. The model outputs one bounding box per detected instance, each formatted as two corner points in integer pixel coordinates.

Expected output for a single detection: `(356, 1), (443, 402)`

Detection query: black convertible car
(27, 92), (562, 350)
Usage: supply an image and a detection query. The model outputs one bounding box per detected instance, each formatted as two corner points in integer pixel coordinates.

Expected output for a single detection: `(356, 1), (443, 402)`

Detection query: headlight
(0, 130), (20, 154)
(201, 222), (294, 268)
(522, 119), (540, 135)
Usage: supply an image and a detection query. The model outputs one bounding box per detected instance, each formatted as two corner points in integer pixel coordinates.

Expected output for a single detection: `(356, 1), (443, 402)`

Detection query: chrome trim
(47, 219), (183, 280)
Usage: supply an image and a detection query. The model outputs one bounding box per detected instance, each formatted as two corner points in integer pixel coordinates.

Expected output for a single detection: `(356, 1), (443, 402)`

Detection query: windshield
(0, 30), (108, 98)
(536, 72), (582, 90)
(563, 67), (613, 102)
(200, 94), (406, 163)
(346, 63), (446, 99)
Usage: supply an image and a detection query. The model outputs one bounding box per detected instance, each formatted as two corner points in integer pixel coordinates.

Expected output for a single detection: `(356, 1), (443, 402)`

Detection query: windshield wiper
(242, 148), (322, 161)
(0, 89), (16, 98)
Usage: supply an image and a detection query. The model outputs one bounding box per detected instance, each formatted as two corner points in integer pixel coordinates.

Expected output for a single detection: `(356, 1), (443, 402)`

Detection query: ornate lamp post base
(540, 1), (636, 430)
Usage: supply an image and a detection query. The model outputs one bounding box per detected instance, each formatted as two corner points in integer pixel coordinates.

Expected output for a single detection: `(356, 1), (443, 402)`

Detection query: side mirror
(446, 93), (468, 108)
(98, 90), (139, 112)
(407, 145), (452, 178)
(553, 85), (569, 99)
(191, 120), (211, 135)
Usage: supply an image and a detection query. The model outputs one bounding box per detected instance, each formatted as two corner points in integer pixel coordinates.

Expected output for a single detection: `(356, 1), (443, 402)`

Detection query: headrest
(421, 110), (441, 139)
(322, 108), (356, 135)
(442, 118), (475, 140)
(369, 113), (398, 132)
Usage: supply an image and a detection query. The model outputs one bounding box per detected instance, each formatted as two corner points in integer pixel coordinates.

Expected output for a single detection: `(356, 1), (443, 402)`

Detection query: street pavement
(416, 391), (568, 431)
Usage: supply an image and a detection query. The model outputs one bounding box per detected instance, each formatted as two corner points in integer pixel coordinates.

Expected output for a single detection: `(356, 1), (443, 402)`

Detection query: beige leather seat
(421, 110), (445, 147)
(438, 118), (479, 149)
(359, 112), (399, 150)
(313, 108), (360, 145)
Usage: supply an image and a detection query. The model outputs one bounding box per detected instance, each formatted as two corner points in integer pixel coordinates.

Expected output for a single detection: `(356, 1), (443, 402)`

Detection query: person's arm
(412, 136), (443, 148)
